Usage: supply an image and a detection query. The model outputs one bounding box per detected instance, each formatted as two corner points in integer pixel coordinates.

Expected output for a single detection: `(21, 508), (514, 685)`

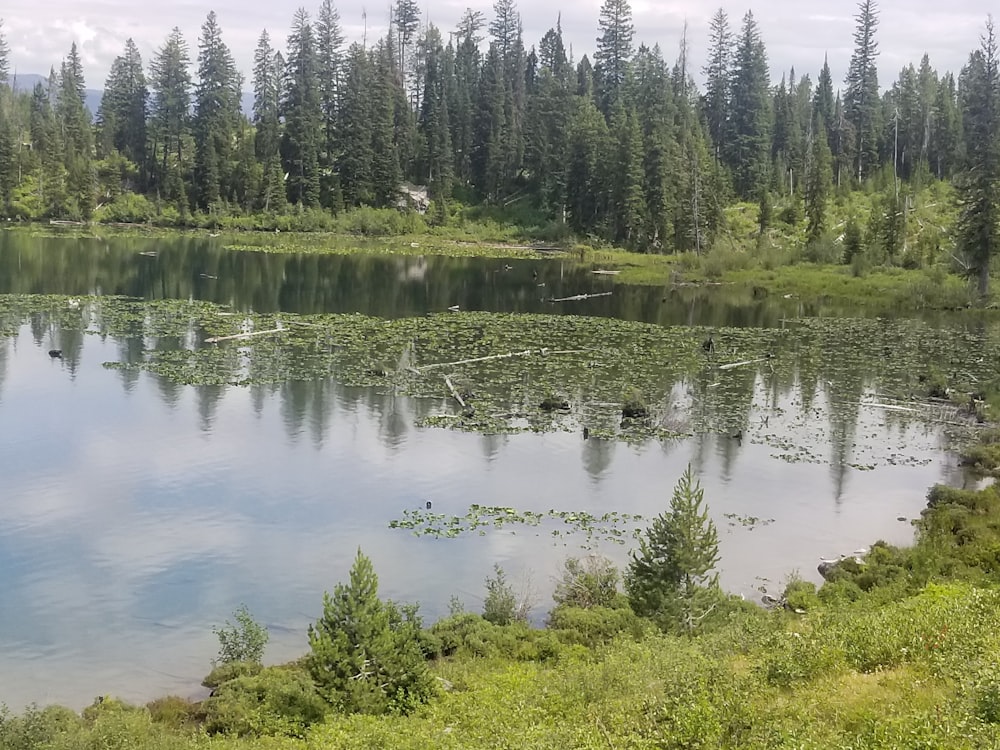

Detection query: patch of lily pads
(389, 505), (646, 547)
(0, 294), (995, 469)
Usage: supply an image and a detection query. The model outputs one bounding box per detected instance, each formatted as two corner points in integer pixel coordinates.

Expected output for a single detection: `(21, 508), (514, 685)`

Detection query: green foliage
(548, 604), (647, 647)
(201, 665), (326, 736)
(552, 555), (620, 609)
(202, 660), (263, 690)
(307, 548), (436, 714)
(426, 613), (563, 661)
(144, 696), (202, 729)
(482, 564), (529, 626)
(0, 704), (81, 750)
(213, 604), (269, 665)
(626, 465), (722, 634)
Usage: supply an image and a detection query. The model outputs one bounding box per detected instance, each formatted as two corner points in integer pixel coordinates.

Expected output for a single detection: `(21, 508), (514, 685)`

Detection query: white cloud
(0, 0), (989, 90)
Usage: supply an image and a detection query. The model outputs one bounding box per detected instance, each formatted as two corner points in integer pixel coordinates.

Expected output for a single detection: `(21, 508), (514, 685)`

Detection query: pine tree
(252, 31), (286, 212)
(845, 0), (880, 182)
(701, 9), (732, 164)
(930, 72), (960, 179)
(450, 10), (484, 187)
(728, 11), (771, 200)
(283, 8), (322, 208)
(317, 0), (345, 210)
(418, 26), (453, 215)
(193, 11), (242, 209)
(372, 41), (403, 207)
(805, 116), (833, 245)
(524, 22), (572, 216)
(635, 44), (677, 250)
(150, 27), (193, 206)
(307, 549), (435, 714)
(0, 19), (9, 87)
(594, 0), (634, 117)
(565, 96), (608, 232)
(97, 39), (149, 187)
(813, 55), (835, 146)
(626, 466), (721, 634)
(57, 43), (94, 217)
(394, 0), (420, 98)
(609, 106), (644, 245)
(957, 18), (1000, 298)
(338, 44), (374, 206)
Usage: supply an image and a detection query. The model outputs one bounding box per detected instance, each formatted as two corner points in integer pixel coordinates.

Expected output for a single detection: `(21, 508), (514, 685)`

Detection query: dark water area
(0, 232), (981, 711)
(0, 230), (873, 327)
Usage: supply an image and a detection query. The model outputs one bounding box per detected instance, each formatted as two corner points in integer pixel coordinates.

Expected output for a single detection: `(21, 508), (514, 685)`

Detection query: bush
(213, 604), (269, 666)
(548, 605), (647, 648)
(0, 704), (81, 750)
(483, 564), (530, 626)
(552, 555), (620, 609)
(201, 666), (326, 737)
(95, 193), (155, 224)
(339, 207), (426, 236)
(783, 577), (821, 612)
(804, 235), (843, 264)
(144, 696), (202, 729)
(202, 660), (263, 690)
(426, 613), (563, 661)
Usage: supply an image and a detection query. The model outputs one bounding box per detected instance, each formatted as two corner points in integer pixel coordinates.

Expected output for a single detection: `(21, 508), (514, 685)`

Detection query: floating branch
(204, 327), (284, 344)
(718, 356), (772, 371)
(417, 348), (588, 371)
(444, 375), (467, 408)
(591, 269), (621, 275)
(550, 292), (613, 302)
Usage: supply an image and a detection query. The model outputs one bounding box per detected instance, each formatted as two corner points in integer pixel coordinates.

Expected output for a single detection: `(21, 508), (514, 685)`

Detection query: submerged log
(549, 292), (613, 302)
(204, 327), (284, 344)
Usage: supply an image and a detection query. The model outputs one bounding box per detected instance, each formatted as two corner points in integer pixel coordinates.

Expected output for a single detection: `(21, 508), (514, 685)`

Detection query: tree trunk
(979, 263), (990, 300)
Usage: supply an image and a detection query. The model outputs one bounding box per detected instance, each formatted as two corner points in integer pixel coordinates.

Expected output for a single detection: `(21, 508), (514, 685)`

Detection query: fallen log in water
(718, 356), (772, 371)
(444, 375), (467, 408)
(204, 327), (284, 344)
(549, 292), (613, 302)
(417, 348), (588, 371)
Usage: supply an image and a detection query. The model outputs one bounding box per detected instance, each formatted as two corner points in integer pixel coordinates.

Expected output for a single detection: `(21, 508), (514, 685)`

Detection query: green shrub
(553, 556), (621, 610)
(482, 564), (527, 626)
(95, 193), (155, 224)
(0, 704), (81, 750)
(202, 660), (263, 690)
(213, 604), (269, 665)
(144, 696), (202, 729)
(201, 665), (326, 737)
(761, 630), (845, 687)
(426, 613), (564, 661)
(549, 605), (647, 647)
(783, 577), (821, 612)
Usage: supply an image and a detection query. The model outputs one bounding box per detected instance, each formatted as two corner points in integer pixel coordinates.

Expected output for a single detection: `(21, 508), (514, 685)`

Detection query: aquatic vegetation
(388, 506), (645, 547)
(0, 294), (994, 470)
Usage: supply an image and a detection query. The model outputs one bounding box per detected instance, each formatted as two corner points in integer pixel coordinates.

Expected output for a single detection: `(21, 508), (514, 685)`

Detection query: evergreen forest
(0, 0), (997, 286)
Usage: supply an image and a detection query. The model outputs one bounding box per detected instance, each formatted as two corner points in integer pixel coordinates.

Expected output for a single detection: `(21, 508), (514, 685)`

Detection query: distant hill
(10, 73), (103, 117)
(7, 74), (255, 119)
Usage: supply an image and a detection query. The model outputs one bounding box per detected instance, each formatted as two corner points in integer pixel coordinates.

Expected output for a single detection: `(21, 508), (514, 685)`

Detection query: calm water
(0, 232), (974, 710)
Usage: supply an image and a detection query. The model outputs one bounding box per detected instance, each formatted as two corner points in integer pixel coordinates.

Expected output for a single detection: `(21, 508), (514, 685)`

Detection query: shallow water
(0, 232), (979, 710)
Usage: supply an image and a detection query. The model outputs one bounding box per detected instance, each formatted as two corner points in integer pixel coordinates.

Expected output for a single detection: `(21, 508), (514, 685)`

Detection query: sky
(0, 0), (993, 92)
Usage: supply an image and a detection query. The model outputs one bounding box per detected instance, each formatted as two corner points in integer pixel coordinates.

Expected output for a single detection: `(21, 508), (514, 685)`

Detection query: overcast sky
(1, 0), (992, 92)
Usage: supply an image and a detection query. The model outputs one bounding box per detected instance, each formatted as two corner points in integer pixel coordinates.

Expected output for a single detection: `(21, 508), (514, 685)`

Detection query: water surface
(0, 233), (977, 710)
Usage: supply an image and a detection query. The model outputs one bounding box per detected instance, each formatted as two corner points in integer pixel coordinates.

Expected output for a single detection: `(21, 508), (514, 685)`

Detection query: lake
(0, 231), (981, 710)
